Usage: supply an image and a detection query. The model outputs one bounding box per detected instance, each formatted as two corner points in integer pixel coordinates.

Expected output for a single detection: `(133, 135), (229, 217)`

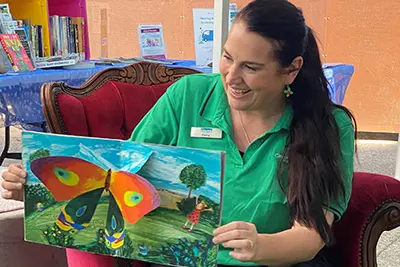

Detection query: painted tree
(179, 164), (207, 199)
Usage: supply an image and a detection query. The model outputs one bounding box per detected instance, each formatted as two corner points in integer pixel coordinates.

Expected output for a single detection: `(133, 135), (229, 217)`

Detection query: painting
(22, 131), (224, 267)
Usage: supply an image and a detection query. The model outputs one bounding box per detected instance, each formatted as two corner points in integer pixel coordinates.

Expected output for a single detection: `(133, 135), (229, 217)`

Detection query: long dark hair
(236, 0), (357, 246)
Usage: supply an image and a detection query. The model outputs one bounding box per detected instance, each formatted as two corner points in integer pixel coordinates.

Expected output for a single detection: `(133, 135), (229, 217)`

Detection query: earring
(284, 85), (293, 98)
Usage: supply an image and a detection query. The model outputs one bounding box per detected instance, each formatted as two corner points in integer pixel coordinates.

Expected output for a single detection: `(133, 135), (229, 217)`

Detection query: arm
(214, 211), (334, 267)
(254, 211), (334, 266)
(256, 119), (354, 266)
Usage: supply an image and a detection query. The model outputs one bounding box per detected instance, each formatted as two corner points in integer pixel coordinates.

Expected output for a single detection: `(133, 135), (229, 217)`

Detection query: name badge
(190, 127), (222, 139)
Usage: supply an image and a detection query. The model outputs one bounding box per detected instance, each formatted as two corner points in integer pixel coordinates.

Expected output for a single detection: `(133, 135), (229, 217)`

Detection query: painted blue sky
(22, 131), (223, 203)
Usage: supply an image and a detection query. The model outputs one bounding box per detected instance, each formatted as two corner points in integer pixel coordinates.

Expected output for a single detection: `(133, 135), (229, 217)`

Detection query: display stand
(4, 0), (90, 58)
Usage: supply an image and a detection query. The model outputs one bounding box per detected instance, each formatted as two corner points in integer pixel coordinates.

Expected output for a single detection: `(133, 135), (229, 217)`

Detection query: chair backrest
(40, 62), (201, 139)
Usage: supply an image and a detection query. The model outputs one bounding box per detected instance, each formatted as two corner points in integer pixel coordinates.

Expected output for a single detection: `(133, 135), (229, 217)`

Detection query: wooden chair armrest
(361, 200), (400, 267)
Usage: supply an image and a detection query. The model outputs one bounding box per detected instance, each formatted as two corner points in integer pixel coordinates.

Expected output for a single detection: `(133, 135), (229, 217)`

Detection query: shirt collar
(267, 104), (293, 133)
(199, 75), (227, 123)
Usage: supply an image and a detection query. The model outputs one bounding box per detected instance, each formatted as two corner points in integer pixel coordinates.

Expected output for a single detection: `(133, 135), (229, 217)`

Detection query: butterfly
(30, 156), (160, 249)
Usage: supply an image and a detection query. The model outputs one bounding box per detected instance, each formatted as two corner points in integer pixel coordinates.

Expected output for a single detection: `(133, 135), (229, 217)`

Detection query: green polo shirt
(129, 73), (354, 266)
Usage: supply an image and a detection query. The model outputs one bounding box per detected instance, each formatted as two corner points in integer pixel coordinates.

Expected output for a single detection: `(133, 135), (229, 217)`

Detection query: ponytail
(281, 27), (356, 246)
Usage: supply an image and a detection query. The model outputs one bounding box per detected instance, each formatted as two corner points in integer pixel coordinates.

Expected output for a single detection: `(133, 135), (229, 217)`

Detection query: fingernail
(20, 179), (26, 184)
(16, 184), (22, 189)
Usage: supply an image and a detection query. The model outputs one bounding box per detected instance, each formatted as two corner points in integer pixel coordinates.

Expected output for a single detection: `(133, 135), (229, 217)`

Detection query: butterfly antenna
(105, 169), (112, 191)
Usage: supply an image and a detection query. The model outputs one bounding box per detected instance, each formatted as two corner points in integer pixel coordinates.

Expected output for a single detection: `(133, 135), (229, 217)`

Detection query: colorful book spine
(49, 15), (85, 59)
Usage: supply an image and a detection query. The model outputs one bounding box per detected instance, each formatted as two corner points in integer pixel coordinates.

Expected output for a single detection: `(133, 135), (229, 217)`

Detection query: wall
(86, 0), (400, 133)
(86, 0), (250, 60)
(323, 0), (400, 133)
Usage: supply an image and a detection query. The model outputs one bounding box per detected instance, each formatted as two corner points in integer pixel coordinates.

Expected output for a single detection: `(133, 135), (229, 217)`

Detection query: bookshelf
(4, 0), (90, 59)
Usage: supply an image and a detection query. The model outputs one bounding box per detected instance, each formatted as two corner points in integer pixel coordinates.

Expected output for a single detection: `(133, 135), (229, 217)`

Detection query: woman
(1, 0), (356, 266)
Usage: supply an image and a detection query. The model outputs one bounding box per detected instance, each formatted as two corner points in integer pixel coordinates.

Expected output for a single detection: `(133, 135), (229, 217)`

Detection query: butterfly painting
(30, 156), (160, 250)
(23, 131), (223, 267)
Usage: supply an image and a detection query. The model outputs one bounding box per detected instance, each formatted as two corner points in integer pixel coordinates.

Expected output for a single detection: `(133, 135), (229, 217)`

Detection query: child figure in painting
(182, 195), (213, 232)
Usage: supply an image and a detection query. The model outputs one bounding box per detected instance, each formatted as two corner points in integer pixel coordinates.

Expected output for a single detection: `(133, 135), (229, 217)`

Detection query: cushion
(57, 81), (173, 140)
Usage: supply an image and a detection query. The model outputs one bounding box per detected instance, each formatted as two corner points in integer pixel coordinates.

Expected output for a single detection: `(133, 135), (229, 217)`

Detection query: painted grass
(25, 201), (215, 264)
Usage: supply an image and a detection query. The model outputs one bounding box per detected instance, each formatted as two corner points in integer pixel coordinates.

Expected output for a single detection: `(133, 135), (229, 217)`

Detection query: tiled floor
(1, 127), (399, 266)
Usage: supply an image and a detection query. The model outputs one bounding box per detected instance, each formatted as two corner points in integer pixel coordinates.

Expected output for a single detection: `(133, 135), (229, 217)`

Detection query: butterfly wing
(30, 156), (107, 201)
(109, 171), (160, 224)
(104, 192), (125, 249)
(56, 188), (104, 233)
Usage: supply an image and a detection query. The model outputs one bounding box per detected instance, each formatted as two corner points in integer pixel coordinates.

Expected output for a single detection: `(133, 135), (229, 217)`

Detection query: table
(0, 60), (210, 130)
(0, 60), (354, 164)
(323, 63), (355, 105)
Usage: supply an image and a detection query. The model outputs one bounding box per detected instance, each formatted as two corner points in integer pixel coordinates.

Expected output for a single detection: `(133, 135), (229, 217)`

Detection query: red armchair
(40, 62), (400, 267)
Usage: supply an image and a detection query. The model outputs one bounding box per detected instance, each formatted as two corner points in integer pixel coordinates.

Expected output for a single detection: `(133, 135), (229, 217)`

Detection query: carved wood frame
(40, 62), (201, 134)
(360, 200), (400, 267)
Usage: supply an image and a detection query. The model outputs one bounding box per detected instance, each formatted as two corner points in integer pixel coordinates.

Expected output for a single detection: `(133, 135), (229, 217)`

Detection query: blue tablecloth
(323, 63), (355, 105)
(0, 65), (113, 130)
(0, 60), (353, 131)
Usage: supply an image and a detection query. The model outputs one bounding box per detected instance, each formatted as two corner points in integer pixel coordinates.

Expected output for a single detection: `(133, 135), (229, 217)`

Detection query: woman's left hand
(213, 221), (260, 262)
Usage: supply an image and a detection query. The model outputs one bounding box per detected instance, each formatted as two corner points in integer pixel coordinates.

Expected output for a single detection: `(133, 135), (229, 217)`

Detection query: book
(0, 34), (34, 72)
(0, 4), (10, 14)
(22, 131), (225, 267)
(34, 54), (79, 69)
(49, 16), (85, 59)
(137, 24), (166, 60)
(0, 12), (15, 34)
(14, 27), (34, 65)
(98, 57), (177, 66)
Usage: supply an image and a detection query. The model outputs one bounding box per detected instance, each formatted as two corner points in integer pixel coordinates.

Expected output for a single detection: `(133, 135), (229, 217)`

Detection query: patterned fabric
(0, 60), (210, 130)
(0, 61), (354, 131)
(323, 63), (355, 105)
(188, 208), (202, 224)
(0, 65), (114, 130)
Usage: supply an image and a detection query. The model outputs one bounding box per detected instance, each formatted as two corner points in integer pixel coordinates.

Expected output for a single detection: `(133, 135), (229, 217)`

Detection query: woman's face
(219, 21), (301, 112)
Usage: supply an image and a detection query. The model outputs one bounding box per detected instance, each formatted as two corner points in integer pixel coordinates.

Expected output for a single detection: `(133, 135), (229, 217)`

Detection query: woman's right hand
(1, 163), (27, 202)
